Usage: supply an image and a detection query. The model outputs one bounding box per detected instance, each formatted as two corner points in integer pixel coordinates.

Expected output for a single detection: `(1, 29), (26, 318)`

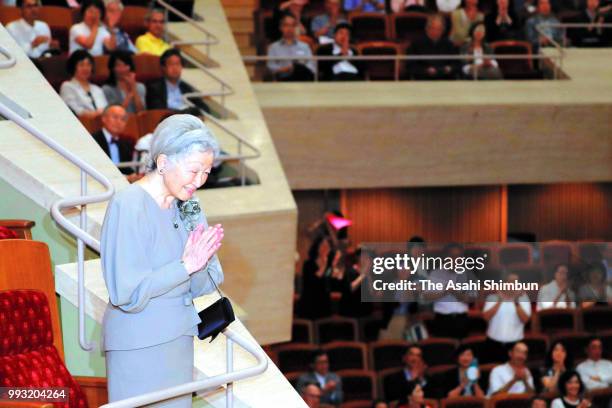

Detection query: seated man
(146, 48), (209, 114)
(525, 0), (563, 51)
(135, 8), (171, 56)
(266, 14), (315, 81)
(296, 350), (343, 405)
(316, 23), (362, 81)
(530, 396), (548, 408)
(566, 0), (610, 47)
(299, 382), (322, 408)
(6, 0), (52, 59)
(408, 14), (459, 80)
(576, 336), (612, 390)
(488, 341), (535, 396)
(92, 105), (134, 175)
(384, 345), (431, 402)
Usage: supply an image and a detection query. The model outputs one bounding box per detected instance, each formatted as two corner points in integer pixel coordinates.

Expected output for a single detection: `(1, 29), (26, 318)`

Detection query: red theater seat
(440, 396), (487, 408)
(315, 316), (359, 344)
(323, 341), (369, 370)
(390, 12), (428, 45)
(338, 369), (377, 401)
(349, 12), (388, 42)
(356, 41), (402, 80)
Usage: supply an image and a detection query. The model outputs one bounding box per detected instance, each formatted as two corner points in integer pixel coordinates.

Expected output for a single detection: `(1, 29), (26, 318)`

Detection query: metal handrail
(1, 46), (268, 407)
(181, 52), (234, 114)
(99, 327), (268, 408)
(154, 0), (219, 56)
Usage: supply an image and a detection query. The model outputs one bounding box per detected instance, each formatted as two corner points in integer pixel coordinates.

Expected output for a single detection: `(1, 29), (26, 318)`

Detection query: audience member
(60, 49), (108, 118)
(482, 272), (531, 361)
(408, 15), (459, 80)
(337, 248), (373, 317)
(296, 350), (343, 405)
(461, 22), (503, 79)
(135, 9), (171, 56)
(437, 0), (462, 14)
(425, 243), (471, 338)
(551, 370), (592, 408)
(344, 0), (386, 12)
(267, 14), (315, 81)
(485, 0), (522, 41)
(311, 0), (347, 43)
(297, 237), (333, 319)
(102, 51), (146, 113)
(146, 48), (209, 114)
(537, 263), (577, 310)
(567, 0), (611, 47)
(272, 0), (309, 40)
(391, 0), (427, 12)
(576, 337), (612, 390)
(385, 345), (431, 402)
(531, 396), (549, 408)
(525, 0), (562, 51)
(450, 0), (485, 45)
(104, 0), (136, 53)
(372, 400), (389, 408)
(579, 263), (612, 308)
(397, 381), (435, 408)
(92, 105), (134, 175)
(488, 341), (535, 395)
(6, 0), (52, 59)
(69, 0), (113, 56)
(299, 382), (322, 408)
(541, 340), (574, 393)
(444, 345), (486, 398)
(316, 23), (362, 81)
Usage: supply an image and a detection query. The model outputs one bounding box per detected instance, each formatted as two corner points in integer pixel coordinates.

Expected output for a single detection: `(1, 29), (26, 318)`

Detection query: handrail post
(78, 169), (94, 351)
(226, 336), (234, 408)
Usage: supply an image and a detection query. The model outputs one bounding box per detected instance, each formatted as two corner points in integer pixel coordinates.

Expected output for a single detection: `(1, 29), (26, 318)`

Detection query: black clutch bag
(197, 270), (235, 342)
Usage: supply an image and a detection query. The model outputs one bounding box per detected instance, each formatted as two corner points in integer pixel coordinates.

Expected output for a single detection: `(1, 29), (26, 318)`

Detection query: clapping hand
(182, 224), (224, 274)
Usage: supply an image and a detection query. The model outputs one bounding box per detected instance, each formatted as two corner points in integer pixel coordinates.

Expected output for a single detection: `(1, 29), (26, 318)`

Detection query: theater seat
(0, 219), (35, 239)
(341, 401), (376, 408)
(540, 241), (574, 269)
(498, 243), (533, 267)
(119, 5), (148, 41)
(356, 41), (402, 80)
(323, 341), (368, 370)
(38, 6), (75, 52)
(292, 318), (315, 343)
(587, 386), (612, 407)
(440, 396), (487, 408)
(582, 306), (612, 332)
(0, 6), (20, 25)
(522, 333), (549, 363)
(390, 12), (428, 45)
(338, 369), (377, 402)
(349, 12), (388, 42)
(92, 55), (111, 85)
(78, 115), (102, 134)
(461, 336), (502, 365)
(315, 316), (359, 344)
(536, 308), (577, 334)
(35, 55), (69, 91)
(489, 393), (535, 408)
(419, 338), (458, 368)
(490, 40), (541, 80)
(369, 340), (411, 371)
(133, 54), (163, 83)
(577, 242), (604, 264)
(137, 109), (174, 135)
(274, 343), (318, 374)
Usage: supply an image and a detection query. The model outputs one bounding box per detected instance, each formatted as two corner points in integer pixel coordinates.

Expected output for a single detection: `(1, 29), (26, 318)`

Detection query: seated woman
(69, 0), (113, 56)
(102, 51), (146, 113)
(579, 263), (612, 308)
(60, 49), (108, 118)
(450, 0), (484, 45)
(445, 345), (486, 398)
(541, 340), (574, 393)
(551, 370), (592, 408)
(397, 381), (435, 408)
(460, 22), (502, 80)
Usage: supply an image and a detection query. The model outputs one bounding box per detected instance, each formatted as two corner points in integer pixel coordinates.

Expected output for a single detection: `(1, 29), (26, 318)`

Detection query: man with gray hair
(92, 104), (135, 175)
(104, 0), (136, 53)
(408, 14), (459, 80)
(135, 8), (171, 56)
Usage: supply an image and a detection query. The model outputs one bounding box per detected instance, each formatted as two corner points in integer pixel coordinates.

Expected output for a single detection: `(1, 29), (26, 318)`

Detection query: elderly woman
(100, 114), (225, 407)
(60, 49), (108, 118)
(103, 50), (146, 113)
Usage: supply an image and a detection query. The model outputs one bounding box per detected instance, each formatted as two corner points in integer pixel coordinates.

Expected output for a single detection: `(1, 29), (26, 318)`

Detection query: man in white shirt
(537, 264), (576, 310)
(577, 337), (612, 390)
(6, 0), (52, 59)
(488, 341), (535, 396)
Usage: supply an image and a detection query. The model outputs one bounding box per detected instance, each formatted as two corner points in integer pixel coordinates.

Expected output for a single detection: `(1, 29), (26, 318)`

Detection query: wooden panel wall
(340, 186), (504, 245)
(508, 183), (612, 241)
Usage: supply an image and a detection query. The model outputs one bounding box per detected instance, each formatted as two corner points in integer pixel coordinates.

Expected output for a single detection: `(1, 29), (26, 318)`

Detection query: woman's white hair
(146, 114), (220, 173)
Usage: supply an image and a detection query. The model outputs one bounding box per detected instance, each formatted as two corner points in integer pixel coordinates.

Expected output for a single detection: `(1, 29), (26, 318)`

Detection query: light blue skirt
(105, 334), (194, 407)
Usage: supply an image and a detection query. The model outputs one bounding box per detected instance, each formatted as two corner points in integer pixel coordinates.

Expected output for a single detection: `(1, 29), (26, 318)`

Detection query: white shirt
(483, 294), (531, 342)
(6, 19), (51, 59)
(551, 398), (582, 408)
(331, 43), (358, 75)
(537, 280), (576, 311)
(488, 363), (534, 395)
(69, 22), (110, 56)
(576, 359), (612, 390)
(436, 0), (461, 12)
(59, 79), (108, 115)
(429, 268), (470, 314)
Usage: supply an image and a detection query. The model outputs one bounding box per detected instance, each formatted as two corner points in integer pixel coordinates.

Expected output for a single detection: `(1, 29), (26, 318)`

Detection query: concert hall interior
(0, 0), (611, 406)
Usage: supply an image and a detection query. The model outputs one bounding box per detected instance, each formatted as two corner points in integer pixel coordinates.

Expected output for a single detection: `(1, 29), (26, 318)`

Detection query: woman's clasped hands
(182, 224), (224, 274)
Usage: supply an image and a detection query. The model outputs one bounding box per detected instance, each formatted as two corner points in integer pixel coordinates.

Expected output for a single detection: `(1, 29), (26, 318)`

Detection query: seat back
(137, 109), (174, 135)
(369, 340), (411, 371)
(38, 6), (75, 52)
(582, 306), (612, 332)
(36, 54), (69, 91)
(0, 220), (35, 239)
(391, 12), (428, 44)
(315, 316), (359, 344)
(349, 12), (388, 42)
(274, 343), (318, 373)
(0, 240), (64, 360)
(92, 54), (111, 85)
(490, 40), (534, 79)
(323, 341), (368, 370)
(338, 369), (377, 402)
(536, 308), (577, 334)
(356, 41), (401, 80)
(489, 393), (535, 408)
(498, 243), (533, 267)
(133, 53), (163, 83)
(0, 6), (21, 25)
(541, 241), (574, 268)
(292, 318), (315, 343)
(119, 5), (148, 40)
(440, 396), (487, 408)
(419, 338), (458, 367)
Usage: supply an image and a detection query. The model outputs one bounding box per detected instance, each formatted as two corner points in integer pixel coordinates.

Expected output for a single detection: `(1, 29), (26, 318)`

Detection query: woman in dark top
(297, 236), (333, 320)
(338, 248), (373, 318)
(445, 345), (486, 398)
(542, 340), (574, 393)
(397, 381), (435, 408)
(551, 370), (592, 408)
(102, 50), (146, 113)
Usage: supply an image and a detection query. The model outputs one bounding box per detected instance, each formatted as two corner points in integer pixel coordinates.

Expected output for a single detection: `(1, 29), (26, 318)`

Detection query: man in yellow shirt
(135, 9), (171, 56)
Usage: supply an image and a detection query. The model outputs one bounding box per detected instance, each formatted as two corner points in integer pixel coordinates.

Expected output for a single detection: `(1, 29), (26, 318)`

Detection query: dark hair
(444, 242), (464, 256)
(80, 0), (105, 21)
(406, 344), (423, 356)
(107, 50), (135, 85)
(529, 396), (547, 405)
(17, 0), (40, 8)
(455, 344), (475, 359)
(558, 370), (585, 397)
(371, 400), (388, 408)
(587, 336), (602, 348)
(334, 22), (352, 34)
(298, 381), (321, 394)
(311, 349), (328, 364)
(545, 340), (574, 370)
(159, 48), (183, 67)
(67, 49), (94, 77)
(468, 21), (486, 39)
(279, 12), (296, 27)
